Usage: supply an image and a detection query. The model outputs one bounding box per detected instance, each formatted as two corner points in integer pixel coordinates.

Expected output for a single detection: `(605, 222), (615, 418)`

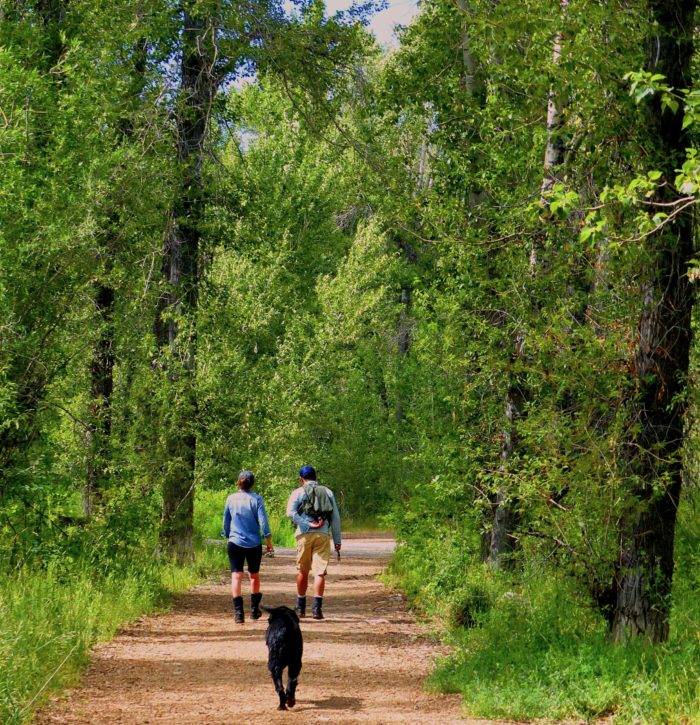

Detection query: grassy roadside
(0, 544), (222, 724)
(385, 501), (699, 723)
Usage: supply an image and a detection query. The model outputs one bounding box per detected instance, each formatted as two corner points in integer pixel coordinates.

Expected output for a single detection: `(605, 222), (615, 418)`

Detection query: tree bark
(394, 133), (431, 424)
(489, 0), (569, 568)
(84, 281), (115, 516)
(156, 5), (217, 562)
(611, 0), (696, 643)
(84, 39), (147, 517)
(395, 284), (412, 424)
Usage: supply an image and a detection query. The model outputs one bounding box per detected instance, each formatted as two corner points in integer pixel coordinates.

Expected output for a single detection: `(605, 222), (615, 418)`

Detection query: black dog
(264, 605), (303, 710)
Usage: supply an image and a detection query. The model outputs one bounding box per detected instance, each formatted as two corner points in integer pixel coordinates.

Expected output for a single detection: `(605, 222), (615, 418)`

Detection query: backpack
(300, 482), (334, 521)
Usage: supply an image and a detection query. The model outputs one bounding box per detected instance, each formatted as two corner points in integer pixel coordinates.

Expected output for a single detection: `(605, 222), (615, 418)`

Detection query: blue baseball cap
(299, 465), (316, 480)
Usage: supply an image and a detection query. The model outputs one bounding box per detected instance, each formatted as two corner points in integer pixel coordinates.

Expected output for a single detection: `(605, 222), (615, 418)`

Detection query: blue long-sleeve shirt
(286, 482), (341, 547)
(222, 491), (271, 548)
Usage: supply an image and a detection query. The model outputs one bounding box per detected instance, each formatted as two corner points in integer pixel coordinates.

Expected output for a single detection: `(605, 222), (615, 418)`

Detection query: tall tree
(488, 0), (569, 567)
(84, 37), (148, 517)
(152, 1), (373, 560)
(155, 3), (219, 562)
(610, 0), (696, 642)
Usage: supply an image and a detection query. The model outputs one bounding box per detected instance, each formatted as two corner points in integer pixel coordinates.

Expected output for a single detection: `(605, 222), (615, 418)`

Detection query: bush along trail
(37, 539), (472, 724)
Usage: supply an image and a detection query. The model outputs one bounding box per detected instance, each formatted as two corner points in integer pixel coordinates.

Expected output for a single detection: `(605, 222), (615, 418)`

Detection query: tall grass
(0, 551), (219, 724)
(427, 571), (699, 723)
(387, 499), (700, 723)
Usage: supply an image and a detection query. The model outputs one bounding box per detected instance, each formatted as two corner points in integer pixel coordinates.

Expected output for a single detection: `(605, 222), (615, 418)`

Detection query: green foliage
(389, 498), (700, 722)
(2, 0), (699, 721)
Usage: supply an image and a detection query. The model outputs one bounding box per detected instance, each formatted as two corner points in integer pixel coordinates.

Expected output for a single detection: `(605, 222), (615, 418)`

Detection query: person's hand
(309, 518), (324, 529)
(266, 542), (274, 553)
(335, 542), (341, 553)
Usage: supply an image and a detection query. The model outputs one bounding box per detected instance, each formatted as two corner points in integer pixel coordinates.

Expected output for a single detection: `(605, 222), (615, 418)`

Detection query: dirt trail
(38, 539), (470, 724)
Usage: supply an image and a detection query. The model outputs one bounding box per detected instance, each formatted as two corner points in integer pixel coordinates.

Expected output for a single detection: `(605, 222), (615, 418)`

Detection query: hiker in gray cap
(222, 470), (273, 624)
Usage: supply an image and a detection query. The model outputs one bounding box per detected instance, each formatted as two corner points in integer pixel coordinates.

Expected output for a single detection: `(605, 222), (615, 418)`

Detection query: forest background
(1, 0), (698, 722)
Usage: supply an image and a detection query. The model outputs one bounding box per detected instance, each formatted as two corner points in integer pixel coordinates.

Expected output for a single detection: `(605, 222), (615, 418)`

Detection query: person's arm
(258, 497), (273, 552)
(287, 490), (310, 534)
(330, 492), (341, 549)
(222, 499), (231, 539)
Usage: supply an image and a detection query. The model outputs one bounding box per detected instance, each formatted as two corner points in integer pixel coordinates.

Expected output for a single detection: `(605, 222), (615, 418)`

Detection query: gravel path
(37, 539), (471, 724)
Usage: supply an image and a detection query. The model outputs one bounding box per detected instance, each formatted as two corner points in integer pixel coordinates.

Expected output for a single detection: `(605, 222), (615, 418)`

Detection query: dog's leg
(286, 660), (301, 708)
(271, 668), (287, 710)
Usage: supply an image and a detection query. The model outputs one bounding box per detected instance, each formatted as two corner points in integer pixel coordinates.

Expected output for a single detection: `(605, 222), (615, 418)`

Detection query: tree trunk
(396, 283), (412, 424)
(489, 0), (569, 568)
(156, 6), (217, 563)
(84, 281), (115, 516)
(84, 39), (147, 517)
(394, 132), (431, 424)
(611, 0), (696, 643)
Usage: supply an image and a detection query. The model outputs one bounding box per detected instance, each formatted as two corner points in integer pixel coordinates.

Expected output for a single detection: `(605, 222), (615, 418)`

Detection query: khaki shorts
(296, 532), (331, 576)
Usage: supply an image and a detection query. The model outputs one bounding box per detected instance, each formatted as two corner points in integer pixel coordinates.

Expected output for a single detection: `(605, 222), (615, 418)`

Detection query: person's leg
(228, 543), (245, 597)
(250, 573), (262, 619)
(311, 535), (331, 619)
(231, 571), (244, 597)
(247, 545), (262, 593)
(228, 542), (246, 623)
(247, 545), (263, 619)
(295, 535), (312, 616)
(313, 573), (326, 597)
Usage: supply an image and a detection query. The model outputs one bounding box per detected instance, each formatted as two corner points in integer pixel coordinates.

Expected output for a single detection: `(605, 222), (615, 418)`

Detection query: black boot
(295, 595), (307, 618)
(233, 595), (244, 624)
(251, 592), (263, 620)
(312, 596), (324, 620)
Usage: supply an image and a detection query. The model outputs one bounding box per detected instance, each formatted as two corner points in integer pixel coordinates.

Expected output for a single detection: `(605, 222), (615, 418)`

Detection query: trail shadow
(304, 695), (363, 711)
(65, 656), (401, 695)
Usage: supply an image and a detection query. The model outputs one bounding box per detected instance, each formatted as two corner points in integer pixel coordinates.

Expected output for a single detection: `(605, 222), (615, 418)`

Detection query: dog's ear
(262, 606), (274, 613)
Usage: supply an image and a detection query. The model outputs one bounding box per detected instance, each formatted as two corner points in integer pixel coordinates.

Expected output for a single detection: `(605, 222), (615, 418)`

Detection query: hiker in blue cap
(223, 470), (273, 624)
(286, 465), (341, 620)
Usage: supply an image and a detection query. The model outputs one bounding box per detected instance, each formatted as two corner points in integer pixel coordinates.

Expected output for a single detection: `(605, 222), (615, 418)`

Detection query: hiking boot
(312, 596), (324, 620)
(251, 592), (263, 620)
(233, 595), (244, 624)
(295, 595), (307, 618)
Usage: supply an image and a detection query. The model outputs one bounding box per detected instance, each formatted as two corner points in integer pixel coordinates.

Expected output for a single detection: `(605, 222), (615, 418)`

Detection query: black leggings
(227, 542), (263, 574)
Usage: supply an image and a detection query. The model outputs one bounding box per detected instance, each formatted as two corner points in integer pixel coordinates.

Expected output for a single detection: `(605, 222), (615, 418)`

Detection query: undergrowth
(0, 545), (221, 725)
(386, 499), (699, 723)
